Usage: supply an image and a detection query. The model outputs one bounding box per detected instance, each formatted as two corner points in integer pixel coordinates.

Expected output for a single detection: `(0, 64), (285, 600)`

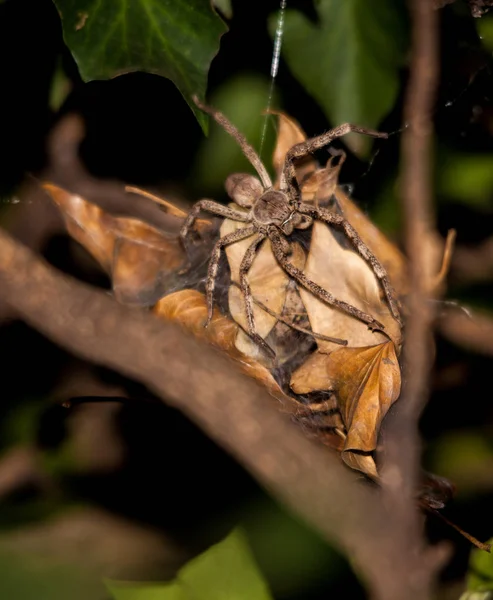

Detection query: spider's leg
(298, 203), (403, 326)
(268, 228), (386, 331)
(205, 225), (257, 328)
(180, 200), (251, 240)
(193, 97), (272, 189)
(179, 199), (251, 273)
(281, 124), (388, 200)
(238, 233), (276, 359)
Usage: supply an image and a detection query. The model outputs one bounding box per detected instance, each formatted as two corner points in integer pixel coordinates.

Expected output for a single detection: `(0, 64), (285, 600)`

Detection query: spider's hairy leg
(180, 200), (251, 240)
(299, 203), (403, 326)
(193, 96), (273, 190)
(238, 233), (276, 359)
(268, 228), (386, 331)
(179, 199), (251, 272)
(205, 225), (257, 328)
(281, 123), (388, 198)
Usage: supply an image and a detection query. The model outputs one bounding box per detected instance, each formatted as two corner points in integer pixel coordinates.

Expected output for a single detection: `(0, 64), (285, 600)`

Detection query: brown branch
(452, 237), (493, 285)
(380, 0), (449, 597)
(0, 226), (447, 600)
(438, 309), (493, 356)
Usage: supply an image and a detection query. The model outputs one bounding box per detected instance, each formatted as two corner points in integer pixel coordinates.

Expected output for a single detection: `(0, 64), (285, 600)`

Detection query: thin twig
(380, 0), (449, 596)
(438, 309), (493, 356)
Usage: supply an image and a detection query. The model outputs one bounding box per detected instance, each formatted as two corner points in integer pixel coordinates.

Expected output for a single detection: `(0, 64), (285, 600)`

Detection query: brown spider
(181, 96), (402, 358)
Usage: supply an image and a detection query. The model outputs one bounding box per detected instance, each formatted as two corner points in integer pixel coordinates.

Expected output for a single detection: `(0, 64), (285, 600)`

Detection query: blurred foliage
(0, 551), (101, 600)
(192, 74), (277, 193)
(429, 431), (493, 497)
(461, 537), (493, 597)
(272, 0), (408, 156)
(241, 497), (347, 597)
(438, 150), (493, 208)
(106, 528), (273, 600)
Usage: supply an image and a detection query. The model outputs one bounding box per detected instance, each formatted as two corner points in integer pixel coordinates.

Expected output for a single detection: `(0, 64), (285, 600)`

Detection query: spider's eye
(225, 173), (263, 208)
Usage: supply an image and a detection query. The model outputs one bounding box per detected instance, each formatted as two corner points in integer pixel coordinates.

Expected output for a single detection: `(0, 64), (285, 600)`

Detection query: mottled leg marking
(179, 199), (251, 273)
(281, 123), (388, 199)
(238, 234), (276, 358)
(180, 199), (251, 240)
(299, 202), (403, 326)
(205, 225), (257, 327)
(268, 228), (385, 331)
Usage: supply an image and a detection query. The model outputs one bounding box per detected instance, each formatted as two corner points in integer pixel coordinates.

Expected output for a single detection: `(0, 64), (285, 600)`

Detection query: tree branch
(0, 226), (446, 599)
(380, 0), (449, 597)
(438, 309), (493, 356)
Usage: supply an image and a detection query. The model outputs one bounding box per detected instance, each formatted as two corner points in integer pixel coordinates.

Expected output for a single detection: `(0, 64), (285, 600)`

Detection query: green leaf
(459, 593), (493, 600)
(0, 551), (102, 600)
(437, 152), (493, 208)
(213, 0), (232, 19)
(272, 0), (408, 155)
(107, 528), (274, 600)
(106, 581), (186, 600)
(52, 0), (227, 129)
(464, 538), (493, 594)
(477, 14), (493, 52)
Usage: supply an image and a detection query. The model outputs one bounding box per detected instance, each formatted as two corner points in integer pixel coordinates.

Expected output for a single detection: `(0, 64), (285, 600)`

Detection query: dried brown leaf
(154, 288), (238, 352)
(291, 341), (401, 478)
(153, 289), (285, 398)
(298, 219), (402, 354)
(269, 111), (318, 187)
(221, 211), (306, 363)
(299, 153), (344, 202)
(341, 451), (379, 481)
(125, 186), (211, 231)
(332, 187), (409, 297)
(43, 183), (187, 306)
(327, 343), (401, 453)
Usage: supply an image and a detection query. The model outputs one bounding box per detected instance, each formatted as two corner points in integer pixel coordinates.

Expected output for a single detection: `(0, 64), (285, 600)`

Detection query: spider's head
(225, 173), (263, 208)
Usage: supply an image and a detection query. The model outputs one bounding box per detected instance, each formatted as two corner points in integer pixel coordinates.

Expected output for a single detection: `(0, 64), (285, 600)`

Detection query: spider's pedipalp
(268, 228), (386, 331)
(298, 202), (403, 326)
(193, 96), (273, 190)
(225, 173), (263, 208)
(205, 225), (257, 328)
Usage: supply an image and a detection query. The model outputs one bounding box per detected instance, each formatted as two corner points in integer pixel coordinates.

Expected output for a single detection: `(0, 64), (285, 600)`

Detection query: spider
(181, 96), (402, 358)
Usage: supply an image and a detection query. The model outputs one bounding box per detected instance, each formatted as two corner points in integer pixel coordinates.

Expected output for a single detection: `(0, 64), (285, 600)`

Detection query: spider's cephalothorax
(226, 176), (311, 235)
(181, 96), (402, 358)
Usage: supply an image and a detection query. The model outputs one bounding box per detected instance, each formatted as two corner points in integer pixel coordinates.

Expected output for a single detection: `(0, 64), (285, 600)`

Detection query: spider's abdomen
(253, 191), (291, 226)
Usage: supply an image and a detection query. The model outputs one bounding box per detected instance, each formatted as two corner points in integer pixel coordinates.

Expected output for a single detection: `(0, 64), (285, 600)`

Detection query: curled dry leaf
(296, 152), (403, 355)
(221, 211), (306, 364)
(270, 111), (318, 188)
(124, 185), (211, 232)
(297, 218), (403, 353)
(271, 111), (408, 296)
(333, 187), (409, 298)
(153, 290), (285, 400)
(43, 183), (188, 306)
(291, 341), (401, 479)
